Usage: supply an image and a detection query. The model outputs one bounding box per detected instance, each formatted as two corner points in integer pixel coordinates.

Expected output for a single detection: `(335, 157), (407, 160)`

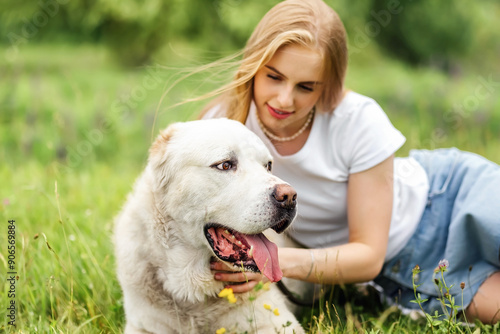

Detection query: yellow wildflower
(273, 308), (280, 316)
(218, 288), (233, 298)
(262, 282), (271, 291)
(263, 303), (271, 310)
(218, 287), (237, 304)
(215, 328), (226, 334)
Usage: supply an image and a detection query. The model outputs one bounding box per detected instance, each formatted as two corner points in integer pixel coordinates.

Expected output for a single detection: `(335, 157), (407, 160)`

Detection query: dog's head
(147, 118), (297, 282)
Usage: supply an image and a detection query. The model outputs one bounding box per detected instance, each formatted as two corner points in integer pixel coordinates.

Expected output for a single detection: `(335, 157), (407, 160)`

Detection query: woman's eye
(267, 74), (280, 81)
(216, 161), (233, 170)
(299, 84), (314, 92)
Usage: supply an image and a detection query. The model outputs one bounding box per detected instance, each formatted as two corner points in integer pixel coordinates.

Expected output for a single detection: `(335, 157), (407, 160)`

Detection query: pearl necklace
(256, 109), (315, 142)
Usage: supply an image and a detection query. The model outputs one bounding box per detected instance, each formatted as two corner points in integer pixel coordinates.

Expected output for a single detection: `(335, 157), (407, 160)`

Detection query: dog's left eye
(266, 161), (272, 172)
(215, 161), (233, 171)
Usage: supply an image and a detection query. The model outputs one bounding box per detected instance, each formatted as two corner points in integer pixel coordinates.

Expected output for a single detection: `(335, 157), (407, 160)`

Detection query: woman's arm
(212, 155), (394, 291)
(281, 155), (393, 284)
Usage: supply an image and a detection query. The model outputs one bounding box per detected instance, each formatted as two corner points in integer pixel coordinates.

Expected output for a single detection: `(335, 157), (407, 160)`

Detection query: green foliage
(1, 37), (499, 333)
(411, 262), (476, 334)
(1, 2), (499, 334)
(2, 0), (175, 66)
(0, 0), (286, 67)
(3, 0), (500, 69)
(369, 0), (477, 68)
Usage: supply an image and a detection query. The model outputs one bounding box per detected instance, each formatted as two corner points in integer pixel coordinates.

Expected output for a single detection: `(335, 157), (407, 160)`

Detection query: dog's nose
(272, 184), (297, 209)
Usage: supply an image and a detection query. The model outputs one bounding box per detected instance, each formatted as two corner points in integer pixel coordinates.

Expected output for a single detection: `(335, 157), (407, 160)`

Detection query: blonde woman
(203, 0), (500, 324)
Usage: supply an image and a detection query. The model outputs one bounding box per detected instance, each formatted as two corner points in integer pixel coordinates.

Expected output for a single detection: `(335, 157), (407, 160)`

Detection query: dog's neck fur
(138, 174), (225, 304)
(140, 262), (236, 332)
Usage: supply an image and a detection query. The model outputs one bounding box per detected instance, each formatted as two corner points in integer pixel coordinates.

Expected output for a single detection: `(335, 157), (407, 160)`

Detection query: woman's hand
(210, 261), (269, 293)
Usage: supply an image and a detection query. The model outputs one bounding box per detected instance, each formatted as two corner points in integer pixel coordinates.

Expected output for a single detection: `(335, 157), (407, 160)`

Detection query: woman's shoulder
(317, 90), (405, 173)
(318, 91), (388, 131)
(331, 91), (383, 118)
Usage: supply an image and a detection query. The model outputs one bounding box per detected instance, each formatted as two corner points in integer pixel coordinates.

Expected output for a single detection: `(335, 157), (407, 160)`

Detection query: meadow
(1, 40), (499, 333)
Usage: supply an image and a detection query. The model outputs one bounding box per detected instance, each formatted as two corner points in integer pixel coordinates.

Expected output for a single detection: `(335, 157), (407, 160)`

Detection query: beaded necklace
(255, 110), (314, 142)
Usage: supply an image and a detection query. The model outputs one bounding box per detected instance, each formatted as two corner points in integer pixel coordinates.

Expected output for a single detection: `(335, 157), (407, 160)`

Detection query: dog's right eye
(214, 161), (233, 171)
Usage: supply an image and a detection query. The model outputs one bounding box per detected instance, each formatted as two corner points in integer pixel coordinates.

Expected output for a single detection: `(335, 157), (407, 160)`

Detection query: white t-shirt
(205, 92), (429, 261)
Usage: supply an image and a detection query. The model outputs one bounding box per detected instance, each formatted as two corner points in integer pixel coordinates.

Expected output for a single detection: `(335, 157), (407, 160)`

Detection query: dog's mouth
(205, 224), (285, 282)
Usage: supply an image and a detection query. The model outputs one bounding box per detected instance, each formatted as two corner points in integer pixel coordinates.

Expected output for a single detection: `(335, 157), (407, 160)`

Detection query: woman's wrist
(279, 247), (316, 281)
(305, 249), (315, 280)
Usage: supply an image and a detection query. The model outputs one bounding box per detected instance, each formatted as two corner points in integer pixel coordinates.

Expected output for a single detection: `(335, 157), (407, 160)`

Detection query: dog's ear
(148, 122), (182, 191)
(147, 123), (183, 248)
(149, 123), (180, 158)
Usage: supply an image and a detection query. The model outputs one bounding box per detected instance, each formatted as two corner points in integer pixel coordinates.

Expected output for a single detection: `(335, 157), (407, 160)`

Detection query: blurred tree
(1, 0), (247, 67)
(87, 0), (173, 66)
(368, 0), (477, 71)
(2, 0), (496, 71)
(1, 0), (173, 66)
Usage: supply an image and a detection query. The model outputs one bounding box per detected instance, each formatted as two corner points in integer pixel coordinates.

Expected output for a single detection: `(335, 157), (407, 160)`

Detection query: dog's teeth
(231, 235), (236, 240)
(224, 229), (230, 234)
(236, 241), (242, 246)
(248, 246), (254, 258)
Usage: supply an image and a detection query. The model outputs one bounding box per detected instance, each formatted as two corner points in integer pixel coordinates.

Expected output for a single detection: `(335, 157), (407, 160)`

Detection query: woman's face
(253, 44), (324, 137)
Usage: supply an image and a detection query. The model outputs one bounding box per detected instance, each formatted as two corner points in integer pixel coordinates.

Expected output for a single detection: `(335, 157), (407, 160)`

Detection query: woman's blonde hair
(199, 0), (348, 123)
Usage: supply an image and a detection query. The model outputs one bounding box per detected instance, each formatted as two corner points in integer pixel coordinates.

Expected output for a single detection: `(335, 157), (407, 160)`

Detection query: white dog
(114, 119), (305, 333)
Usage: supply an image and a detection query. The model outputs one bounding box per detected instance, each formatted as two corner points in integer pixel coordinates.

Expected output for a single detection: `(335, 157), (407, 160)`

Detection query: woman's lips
(266, 104), (293, 120)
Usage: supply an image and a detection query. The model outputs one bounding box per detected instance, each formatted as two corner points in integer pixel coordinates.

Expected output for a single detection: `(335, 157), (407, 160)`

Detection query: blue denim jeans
(375, 148), (500, 314)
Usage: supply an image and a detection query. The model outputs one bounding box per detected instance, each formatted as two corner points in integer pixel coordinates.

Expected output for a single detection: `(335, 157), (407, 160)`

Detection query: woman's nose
(277, 86), (294, 109)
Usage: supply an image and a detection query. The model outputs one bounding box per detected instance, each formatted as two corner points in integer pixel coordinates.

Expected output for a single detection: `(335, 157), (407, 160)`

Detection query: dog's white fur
(114, 119), (304, 333)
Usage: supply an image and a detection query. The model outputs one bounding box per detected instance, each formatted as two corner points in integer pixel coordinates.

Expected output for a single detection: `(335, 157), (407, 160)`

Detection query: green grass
(1, 42), (499, 333)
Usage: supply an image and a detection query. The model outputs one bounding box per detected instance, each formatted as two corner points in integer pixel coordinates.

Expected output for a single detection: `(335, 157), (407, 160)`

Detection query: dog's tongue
(240, 233), (282, 282)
